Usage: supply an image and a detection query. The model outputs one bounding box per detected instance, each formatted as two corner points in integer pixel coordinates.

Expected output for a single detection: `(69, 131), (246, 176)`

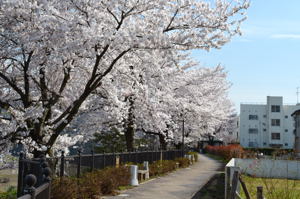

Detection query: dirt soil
(191, 172), (225, 199)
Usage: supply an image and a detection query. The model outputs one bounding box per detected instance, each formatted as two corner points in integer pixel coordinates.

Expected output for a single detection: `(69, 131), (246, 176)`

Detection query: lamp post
(179, 112), (186, 157)
(182, 116), (185, 157)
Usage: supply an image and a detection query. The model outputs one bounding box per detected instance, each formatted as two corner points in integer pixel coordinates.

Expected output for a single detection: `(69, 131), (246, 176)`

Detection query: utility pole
(297, 87), (300, 104)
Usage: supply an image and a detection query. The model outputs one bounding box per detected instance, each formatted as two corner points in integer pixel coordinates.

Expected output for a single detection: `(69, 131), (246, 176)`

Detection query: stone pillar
(143, 161), (149, 179)
(130, 165), (139, 186)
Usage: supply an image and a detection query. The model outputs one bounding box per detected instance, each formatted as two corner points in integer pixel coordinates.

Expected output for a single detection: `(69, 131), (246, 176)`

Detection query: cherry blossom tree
(0, 0), (249, 156)
(76, 51), (236, 151)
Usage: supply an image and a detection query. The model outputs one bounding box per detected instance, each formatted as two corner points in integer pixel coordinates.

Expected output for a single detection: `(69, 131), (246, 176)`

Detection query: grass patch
(118, 185), (133, 191)
(0, 186), (17, 199)
(240, 175), (300, 199)
(205, 153), (228, 164)
(0, 169), (18, 192)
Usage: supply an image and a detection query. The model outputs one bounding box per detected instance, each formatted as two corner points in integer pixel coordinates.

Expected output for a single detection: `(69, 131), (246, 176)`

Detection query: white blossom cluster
(0, 0), (248, 155)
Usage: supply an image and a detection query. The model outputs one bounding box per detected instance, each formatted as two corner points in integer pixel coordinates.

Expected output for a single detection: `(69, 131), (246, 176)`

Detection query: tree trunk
(159, 134), (167, 150)
(124, 96), (135, 152)
(208, 135), (215, 146)
(125, 126), (134, 152)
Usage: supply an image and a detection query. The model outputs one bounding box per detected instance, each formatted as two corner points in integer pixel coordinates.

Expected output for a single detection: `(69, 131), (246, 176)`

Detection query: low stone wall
(234, 158), (300, 179)
(225, 158), (300, 198)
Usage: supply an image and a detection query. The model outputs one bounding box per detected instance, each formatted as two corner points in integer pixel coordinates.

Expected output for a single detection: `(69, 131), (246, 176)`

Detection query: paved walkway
(104, 154), (221, 199)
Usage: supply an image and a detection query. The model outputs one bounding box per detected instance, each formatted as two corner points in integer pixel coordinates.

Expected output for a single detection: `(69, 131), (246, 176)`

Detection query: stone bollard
(191, 155), (194, 163)
(130, 165), (139, 186)
(188, 155), (192, 164)
(143, 161), (149, 179)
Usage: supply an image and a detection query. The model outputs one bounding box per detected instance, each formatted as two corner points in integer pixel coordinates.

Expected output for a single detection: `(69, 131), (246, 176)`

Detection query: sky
(191, 0), (300, 113)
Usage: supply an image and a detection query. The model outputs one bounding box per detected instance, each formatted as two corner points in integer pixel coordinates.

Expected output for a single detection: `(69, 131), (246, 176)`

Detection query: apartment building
(240, 96), (300, 149)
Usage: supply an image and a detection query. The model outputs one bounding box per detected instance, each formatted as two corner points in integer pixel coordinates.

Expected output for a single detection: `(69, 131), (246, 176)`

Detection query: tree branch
(0, 72), (25, 101)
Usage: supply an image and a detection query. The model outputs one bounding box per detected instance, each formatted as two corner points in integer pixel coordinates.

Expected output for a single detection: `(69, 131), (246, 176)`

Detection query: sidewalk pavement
(103, 154), (222, 199)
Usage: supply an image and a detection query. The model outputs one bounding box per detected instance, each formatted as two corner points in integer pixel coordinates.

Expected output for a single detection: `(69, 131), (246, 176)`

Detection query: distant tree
(93, 128), (126, 153)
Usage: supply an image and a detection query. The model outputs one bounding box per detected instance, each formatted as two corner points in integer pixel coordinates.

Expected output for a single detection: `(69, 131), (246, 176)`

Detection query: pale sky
(191, 0), (300, 113)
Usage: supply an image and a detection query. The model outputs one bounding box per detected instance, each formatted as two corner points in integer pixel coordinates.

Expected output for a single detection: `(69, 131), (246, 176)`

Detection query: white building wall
(239, 96), (300, 149)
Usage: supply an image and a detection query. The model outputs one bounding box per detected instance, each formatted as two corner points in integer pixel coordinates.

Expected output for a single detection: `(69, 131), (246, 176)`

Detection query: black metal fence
(48, 150), (183, 178)
(16, 150), (183, 199)
(17, 153), (52, 199)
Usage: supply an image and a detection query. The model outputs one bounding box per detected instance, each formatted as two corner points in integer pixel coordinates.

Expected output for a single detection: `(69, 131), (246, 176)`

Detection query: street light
(182, 116), (185, 156)
(180, 112), (185, 157)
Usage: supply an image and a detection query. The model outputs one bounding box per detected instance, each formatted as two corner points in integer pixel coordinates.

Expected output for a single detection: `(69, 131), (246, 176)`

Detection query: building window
(249, 128), (258, 134)
(263, 115), (267, 118)
(285, 115), (288, 119)
(263, 142), (266, 145)
(248, 142), (257, 147)
(271, 105), (280, 112)
(263, 129), (266, 132)
(285, 143), (288, 146)
(271, 119), (280, 126)
(249, 115), (258, 120)
(285, 129), (288, 132)
(271, 133), (280, 140)
(229, 132), (233, 135)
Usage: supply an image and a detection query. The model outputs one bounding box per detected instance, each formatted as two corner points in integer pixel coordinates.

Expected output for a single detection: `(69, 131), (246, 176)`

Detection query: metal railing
(48, 150), (184, 178)
(16, 149), (183, 199)
(17, 153), (52, 199)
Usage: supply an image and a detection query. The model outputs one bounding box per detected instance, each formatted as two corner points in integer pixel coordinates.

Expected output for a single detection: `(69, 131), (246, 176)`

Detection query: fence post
(91, 150), (95, 171)
(24, 174), (37, 199)
(103, 153), (106, 169)
(257, 186), (263, 199)
(77, 149), (81, 178)
(60, 151), (65, 177)
(17, 152), (24, 197)
(229, 170), (239, 199)
(225, 167), (231, 199)
(239, 175), (251, 199)
(116, 155), (120, 168)
(43, 163), (52, 199)
(135, 151), (138, 163)
(151, 151), (153, 163)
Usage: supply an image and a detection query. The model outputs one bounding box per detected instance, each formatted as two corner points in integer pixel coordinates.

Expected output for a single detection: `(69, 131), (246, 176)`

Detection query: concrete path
(103, 154), (221, 199)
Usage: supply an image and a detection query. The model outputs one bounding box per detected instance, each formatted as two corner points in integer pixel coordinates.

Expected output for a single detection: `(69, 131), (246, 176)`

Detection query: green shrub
(149, 161), (163, 177)
(51, 177), (78, 199)
(174, 157), (190, 168)
(149, 160), (178, 177)
(0, 186), (17, 199)
(243, 148), (293, 156)
(205, 144), (244, 161)
(79, 171), (102, 198)
(188, 152), (199, 162)
(160, 160), (177, 173)
(51, 158), (190, 198)
(97, 166), (130, 195)
(51, 166), (130, 198)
